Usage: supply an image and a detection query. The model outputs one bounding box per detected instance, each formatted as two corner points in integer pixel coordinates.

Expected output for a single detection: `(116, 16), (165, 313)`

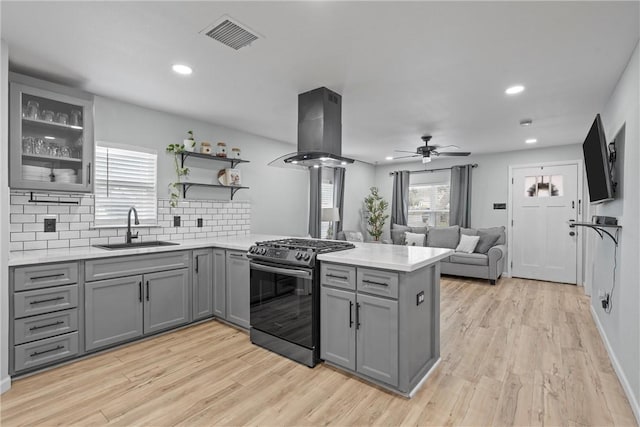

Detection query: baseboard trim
(0, 375), (11, 394)
(590, 305), (640, 424)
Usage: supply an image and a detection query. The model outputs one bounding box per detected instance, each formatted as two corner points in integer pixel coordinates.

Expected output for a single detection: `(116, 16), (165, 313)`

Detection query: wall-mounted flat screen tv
(582, 114), (614, 204)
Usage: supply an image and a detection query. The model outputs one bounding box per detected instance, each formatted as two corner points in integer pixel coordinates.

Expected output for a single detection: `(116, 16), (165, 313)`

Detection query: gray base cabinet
(144, 269), (189, 334)
(212, 249), (227, 319)
(320, 287), (356, 370)
(85, 275), (144, 351)
(225, 251), (250, 328)
(193, 249), (213, 321)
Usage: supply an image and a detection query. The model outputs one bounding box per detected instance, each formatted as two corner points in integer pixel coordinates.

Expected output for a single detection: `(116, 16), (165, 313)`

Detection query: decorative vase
(184, 139), (196, 152)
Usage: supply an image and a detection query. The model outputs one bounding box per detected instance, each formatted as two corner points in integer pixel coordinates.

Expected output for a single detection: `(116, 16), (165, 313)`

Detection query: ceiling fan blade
(392, 155), (420, 159)
(432, 144), (460, 150)
(394, 150), (418, 154)
(433, 151), (471, 157)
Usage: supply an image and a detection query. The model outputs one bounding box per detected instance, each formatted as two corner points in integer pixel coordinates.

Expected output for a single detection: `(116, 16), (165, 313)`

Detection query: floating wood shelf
(179, 183), (249, 200)
(180, 152), (249, 169)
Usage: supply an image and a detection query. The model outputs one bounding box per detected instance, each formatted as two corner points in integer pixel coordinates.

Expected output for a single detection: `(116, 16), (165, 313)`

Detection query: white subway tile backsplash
(9, 192), (250, 252)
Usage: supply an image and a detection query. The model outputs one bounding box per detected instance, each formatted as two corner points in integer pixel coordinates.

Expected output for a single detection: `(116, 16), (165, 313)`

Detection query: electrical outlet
(173, 216), (181, 227)
(197, 218), (203, 228)
(44, 217), (56, 232)
(416, 291), (425, 306)
(598, 289), (607, 299)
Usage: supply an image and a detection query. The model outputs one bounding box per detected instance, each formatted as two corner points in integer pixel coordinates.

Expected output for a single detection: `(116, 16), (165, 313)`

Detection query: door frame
(507, 160), (585, 285)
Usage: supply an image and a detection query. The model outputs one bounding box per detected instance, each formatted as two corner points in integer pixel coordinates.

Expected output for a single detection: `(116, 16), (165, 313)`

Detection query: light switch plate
(197, 218), (203, 227)
(44, 217), (56, 232)
(173, 216), (181, 227)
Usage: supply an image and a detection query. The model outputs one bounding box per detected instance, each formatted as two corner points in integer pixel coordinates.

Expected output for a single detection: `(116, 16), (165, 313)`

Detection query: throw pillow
(344, 231), (364, 242)
(474, 233), (500, 254)
(426, 225), (460, 249)
(456, 234), (480, 253)
(405, 232), (426, 247)
(390, 224), (410, 245)
(478, 226), (506, 245)
(460, 227), (478, 237)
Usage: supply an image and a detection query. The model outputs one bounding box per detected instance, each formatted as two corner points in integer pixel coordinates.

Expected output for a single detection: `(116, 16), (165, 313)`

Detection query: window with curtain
(320, 168), (334, 238)
(408, 182), (450, 227)
(94, 142), (158, 227)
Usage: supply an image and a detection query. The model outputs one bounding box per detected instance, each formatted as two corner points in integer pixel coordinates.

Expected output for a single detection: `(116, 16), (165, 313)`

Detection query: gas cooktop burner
(257, 238), (355, 253)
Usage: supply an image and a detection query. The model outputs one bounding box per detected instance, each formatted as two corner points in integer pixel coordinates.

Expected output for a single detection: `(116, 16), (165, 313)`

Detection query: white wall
(94, 96), (309, 237)
(586, 42), (639, 421)
(341, 161), (376, 236)
(374, 144), (583, 239)
(1, 39), (11, 393)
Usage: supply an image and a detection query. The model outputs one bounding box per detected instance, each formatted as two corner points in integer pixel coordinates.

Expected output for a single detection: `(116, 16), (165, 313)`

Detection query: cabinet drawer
(321, 263), (356, 291)
(14, 284), (78, 319)
(14, 262), (78, 291)
(85, 251), (189, 282)
(14, 309), (78, 345)
(14, 332), (79, 372)
(357, 268), (398, 299)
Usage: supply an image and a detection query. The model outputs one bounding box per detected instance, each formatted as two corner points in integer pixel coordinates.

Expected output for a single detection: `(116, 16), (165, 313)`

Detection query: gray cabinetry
(356, 293), (398, 386)
(212, 249), (227, 319)
(225, 250), (250, 328)
(193, 249), (213, 321)
(85, 275), (143, 351)
(144, 269), (189, 334)
(320, 286), (356, 370)
(9, 73), (94, 193)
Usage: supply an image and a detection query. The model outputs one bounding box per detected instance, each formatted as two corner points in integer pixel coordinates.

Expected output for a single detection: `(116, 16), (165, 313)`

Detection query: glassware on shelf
(61, 146), (71, 158)
(26, 101), (39, 119)
(56, 113), (69, 125)
(70, 110), (82, 127)
(22, 137), (35, 154)
(33, 138), (45, 155)
(41, 110), (55, 122)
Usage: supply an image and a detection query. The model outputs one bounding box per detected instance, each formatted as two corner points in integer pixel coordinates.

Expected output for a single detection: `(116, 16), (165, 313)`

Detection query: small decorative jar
(200, 142), (212, 155)
(42, 110), (55, 122)
(216, 142), (227, 157)
(231, 147), (241, 159)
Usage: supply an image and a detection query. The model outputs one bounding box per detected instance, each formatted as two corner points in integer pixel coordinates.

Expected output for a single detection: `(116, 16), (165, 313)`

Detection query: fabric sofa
(390, 224), (507, 285)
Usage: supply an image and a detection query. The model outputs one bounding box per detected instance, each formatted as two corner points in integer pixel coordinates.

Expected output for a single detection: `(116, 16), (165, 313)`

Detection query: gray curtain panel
(308, 166), (322, 238)
(333, 167), (346, 239)
(391, 170), (410, 226)
(450, 164), (472, 227)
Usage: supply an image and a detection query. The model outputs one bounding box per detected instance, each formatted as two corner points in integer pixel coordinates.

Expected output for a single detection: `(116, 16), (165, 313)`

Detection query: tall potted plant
(166, 143), (189, 208)
(364, 186), (389, 242)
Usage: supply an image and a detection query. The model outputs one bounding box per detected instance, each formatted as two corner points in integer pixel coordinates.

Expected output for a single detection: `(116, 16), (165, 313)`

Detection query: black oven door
(250, 261), (315, 349)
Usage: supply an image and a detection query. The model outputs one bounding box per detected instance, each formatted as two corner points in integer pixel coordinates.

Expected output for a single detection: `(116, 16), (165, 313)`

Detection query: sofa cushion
(474, 232), (500, 254)
(405, 232), (425, 246)
(449, 252), (489, 266)
(477, 226), (506, 245)
(344, 231), (364, 242)
(426, 225), (460, 249)
(390, 224), (410, 245)
(456, 234), (480, 253)
(460, 227), (478, 236)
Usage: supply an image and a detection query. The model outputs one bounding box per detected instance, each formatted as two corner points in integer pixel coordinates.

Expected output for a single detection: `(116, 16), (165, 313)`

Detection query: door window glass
(524, 175), (563, 197)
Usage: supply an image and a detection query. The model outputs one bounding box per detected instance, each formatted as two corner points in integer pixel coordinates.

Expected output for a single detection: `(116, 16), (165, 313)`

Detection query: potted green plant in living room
(166, 143), (190, 208)
(363, 186), (389, 242)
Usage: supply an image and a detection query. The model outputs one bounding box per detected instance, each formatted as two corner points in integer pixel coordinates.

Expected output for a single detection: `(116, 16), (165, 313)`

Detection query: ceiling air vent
(201, 16), (261, 50)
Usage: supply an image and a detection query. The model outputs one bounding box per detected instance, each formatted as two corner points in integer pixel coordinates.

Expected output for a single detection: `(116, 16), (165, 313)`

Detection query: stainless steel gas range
(247, 238), (355, 367)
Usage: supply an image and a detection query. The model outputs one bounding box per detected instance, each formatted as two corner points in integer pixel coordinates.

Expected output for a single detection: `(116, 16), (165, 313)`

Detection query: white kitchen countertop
(317, 242), (453, 272)
(7, 234), (289, 266)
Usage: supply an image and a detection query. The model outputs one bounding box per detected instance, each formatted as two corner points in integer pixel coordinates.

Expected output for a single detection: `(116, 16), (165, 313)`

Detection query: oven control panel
(247, 246), (315, 267)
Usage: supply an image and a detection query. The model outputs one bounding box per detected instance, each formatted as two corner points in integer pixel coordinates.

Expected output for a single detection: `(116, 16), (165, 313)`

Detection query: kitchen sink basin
(93, 241), (180, 250)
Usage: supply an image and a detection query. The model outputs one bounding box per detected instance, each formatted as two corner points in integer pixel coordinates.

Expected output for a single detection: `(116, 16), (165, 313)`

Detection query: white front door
(511, 164), (579, 284)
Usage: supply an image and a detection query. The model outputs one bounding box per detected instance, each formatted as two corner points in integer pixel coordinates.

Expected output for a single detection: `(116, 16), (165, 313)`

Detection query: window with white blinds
(94, 142), (158, 227)
(320, 168), (335, 239)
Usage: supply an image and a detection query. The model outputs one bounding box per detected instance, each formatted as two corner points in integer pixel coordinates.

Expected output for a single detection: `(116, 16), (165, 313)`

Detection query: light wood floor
(1, 277), (636, 426)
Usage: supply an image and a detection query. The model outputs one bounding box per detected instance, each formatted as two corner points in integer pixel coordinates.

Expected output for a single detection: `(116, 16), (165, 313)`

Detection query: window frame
(408, 181), (451, 228)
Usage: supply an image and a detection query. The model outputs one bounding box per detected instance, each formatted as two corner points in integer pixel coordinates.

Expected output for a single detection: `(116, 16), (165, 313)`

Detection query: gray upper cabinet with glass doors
(9, 73), (94, 193)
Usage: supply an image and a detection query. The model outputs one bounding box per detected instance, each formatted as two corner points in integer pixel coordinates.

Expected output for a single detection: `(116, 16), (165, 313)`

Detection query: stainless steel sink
(93, 241), (180, 250)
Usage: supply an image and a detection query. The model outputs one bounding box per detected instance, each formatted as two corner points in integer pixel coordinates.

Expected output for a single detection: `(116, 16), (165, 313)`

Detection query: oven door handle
(250, 262), (313, 279)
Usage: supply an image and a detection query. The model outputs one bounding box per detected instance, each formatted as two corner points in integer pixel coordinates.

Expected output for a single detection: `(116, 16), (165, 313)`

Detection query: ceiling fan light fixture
(422, 156), (432, 164)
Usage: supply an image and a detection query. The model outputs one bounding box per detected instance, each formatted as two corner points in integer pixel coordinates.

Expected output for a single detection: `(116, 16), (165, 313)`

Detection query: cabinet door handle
(146, 281), (150, 301)
(138, 281), (142, 302)
(349, 301), (354, 328)
(229, 253), (245, 259)
(362, 279), (389, 287)
(29, 296), (64, 305)
(195, 255), (199, 274)
(87, 163), (91, 185)
(355, 302), (361, 330)
(29, 320), (64, 331)
(327, 273), (348, 280)
(30, 345), (64, 357)
(30, 273), (64, 281)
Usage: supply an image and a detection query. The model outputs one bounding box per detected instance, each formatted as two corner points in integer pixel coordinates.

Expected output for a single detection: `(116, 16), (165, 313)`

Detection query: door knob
(569, 231), (576, 236)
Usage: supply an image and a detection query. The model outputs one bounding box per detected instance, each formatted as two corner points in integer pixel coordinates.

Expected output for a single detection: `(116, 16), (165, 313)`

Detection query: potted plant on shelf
(184, 130), (196, 152)
(166, 143), (190, 208)
(363, 186), (389, 242)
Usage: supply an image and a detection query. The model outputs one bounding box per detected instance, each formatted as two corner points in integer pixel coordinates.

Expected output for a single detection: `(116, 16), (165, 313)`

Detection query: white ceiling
(2, 1), (638, 164)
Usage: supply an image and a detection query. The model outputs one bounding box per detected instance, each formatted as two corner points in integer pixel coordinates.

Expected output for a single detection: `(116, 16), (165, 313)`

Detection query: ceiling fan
(393, 136), (471, 164)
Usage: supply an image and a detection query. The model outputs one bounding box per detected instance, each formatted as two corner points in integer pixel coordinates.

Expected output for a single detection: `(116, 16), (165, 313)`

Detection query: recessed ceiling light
(385, 156), (394, 161)
(505, 85), (525, 95)
(519, 118), (533, 126)
(44, 136), (55, 140)
(172, 64), (193, 75)
(525, 138), (537, 144)
(340, 161), (347, 166)
(291, 160), (298, 164)
(313, 164), (320, 169)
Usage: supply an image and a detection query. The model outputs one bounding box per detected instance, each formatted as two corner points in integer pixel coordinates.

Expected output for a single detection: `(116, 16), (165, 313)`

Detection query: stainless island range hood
(269, 87), (354, 169)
